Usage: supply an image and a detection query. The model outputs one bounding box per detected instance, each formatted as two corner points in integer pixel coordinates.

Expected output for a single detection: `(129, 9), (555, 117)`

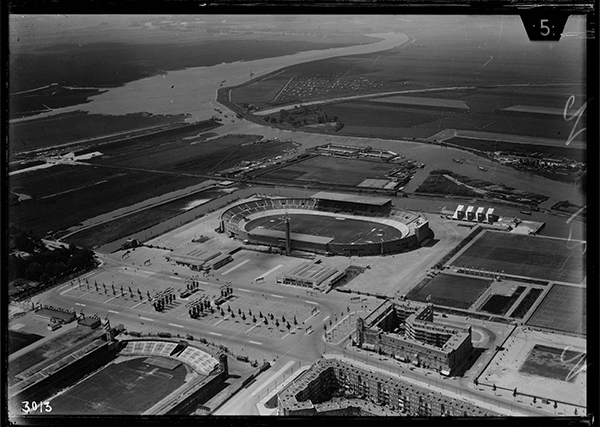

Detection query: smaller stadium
(220, 191), (430, 256)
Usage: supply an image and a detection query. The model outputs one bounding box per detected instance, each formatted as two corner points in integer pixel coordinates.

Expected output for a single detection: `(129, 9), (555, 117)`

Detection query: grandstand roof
(278, 262), (340, 285)
(250, 228), (334, 245)
(311, 191), (391, 206)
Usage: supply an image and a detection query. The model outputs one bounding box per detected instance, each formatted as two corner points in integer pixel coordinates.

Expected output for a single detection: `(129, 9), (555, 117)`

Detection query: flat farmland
(239, 16), (584, 143)
(451, 231), (585, 284)
(9, 132), (296, 236)
(89, 133), (293, 175)
(231, 75), (291, 107)
(526, 284), (586, 336)
(47, 357), (189, 415)
(406, 273), (491, 309)
(258, 155), (398, 186)
(65, 188), (227, 248)
(322, 101), (448, 128)
(9, 166), (206, 236)
(9, 112), (188, 156)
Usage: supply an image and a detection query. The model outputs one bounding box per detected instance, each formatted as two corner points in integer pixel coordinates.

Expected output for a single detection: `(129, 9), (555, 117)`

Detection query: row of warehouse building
(453, 205), (498, 223)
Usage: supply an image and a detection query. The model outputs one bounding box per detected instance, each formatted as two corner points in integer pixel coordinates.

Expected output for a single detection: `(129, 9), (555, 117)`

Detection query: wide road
(36, 251), (366, 366)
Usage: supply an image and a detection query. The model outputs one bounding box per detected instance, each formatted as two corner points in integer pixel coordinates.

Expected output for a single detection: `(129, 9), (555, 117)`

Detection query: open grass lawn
(8, 330), (44, 356)
(322, 101), (444, 128)
(526, 284), (586, 336)
(407, 273), (492, 309)
(231, 75), (291, 108)
(47, 357), (189, 415)
(65, 188), (226, 248)
(519, 344), (585, 383)
(9, 169), (206, 236)
(9, 112), (188, 155)
(9, 131), (295, 236)
(261, 155), (398, 186)
(509, 288), (543, 319)
(452, 231), (585, 284)
(89, 133), (293, 175)
(479, 286), (525, 316)
(246, 212), (405, 244)
(415, 173), (480, 198)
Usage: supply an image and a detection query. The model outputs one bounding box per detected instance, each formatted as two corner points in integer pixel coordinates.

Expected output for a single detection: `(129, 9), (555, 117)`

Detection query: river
(13, 33), (409, 124)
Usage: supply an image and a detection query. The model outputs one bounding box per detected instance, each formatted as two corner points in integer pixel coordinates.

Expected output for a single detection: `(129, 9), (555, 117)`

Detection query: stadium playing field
(48, 357), (189, 415)
(406, 273), (491, 309)
(451, 231), (585, 284)
(526, 284), (586, 336)
(245, 213), (405, 244)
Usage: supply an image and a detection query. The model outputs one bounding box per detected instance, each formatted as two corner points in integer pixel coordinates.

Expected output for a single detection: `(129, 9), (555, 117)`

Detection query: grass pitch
(519, 344), (585, 383)
(245, 212), (404, 245)
(48, 357), (189, 415)
(451, 231), (585, 284)
(406, 273), (491, 309)
(259, 155), (398, 186)
(526, 284), (586, 336)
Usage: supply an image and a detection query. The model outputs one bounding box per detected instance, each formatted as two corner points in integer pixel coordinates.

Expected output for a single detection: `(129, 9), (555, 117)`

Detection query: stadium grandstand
(220, 192), (430, 256)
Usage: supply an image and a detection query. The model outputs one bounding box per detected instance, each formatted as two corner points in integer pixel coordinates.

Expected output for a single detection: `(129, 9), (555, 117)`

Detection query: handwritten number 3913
(563, 95), (587, 146)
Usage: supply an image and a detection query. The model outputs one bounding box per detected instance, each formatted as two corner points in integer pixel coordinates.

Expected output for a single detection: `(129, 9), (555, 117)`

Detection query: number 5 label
(520, 13), (570, 41)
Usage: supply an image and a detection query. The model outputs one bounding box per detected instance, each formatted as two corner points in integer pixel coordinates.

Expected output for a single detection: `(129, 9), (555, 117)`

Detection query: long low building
(277, 357), (499, 416)
(276, 262), (345, 291)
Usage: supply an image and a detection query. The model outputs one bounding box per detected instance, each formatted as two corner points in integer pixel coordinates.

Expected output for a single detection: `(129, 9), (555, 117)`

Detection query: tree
(492, 384), (496, 392)
(24, 262), (43, 281)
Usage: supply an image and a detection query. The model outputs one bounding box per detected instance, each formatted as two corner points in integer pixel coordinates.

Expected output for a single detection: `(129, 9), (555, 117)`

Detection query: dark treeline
(8, 225), (96, 283)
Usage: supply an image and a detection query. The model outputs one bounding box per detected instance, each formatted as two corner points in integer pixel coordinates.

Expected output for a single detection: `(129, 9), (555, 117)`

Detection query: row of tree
(8, 225), (96, 283)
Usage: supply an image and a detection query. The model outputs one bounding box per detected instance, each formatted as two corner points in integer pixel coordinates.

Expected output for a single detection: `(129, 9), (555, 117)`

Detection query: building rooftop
(311, 191), (391, 207)
(278, 262), (340, 285)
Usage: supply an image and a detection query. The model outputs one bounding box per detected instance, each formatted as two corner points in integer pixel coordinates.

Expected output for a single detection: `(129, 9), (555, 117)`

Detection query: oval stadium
(220, 192), (430, 256)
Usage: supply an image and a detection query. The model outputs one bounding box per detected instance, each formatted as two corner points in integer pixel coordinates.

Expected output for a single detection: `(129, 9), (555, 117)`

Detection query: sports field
(245, 213), (404, 245)
(519, 344), (585, 383)
(451, 231), (585, 284)
(406, 273), (491, 309)
(526, 284), (586, 336)
(259, 155), (399, 186)
(48, 357), (189, 415)
(479, 286), (525, 316)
